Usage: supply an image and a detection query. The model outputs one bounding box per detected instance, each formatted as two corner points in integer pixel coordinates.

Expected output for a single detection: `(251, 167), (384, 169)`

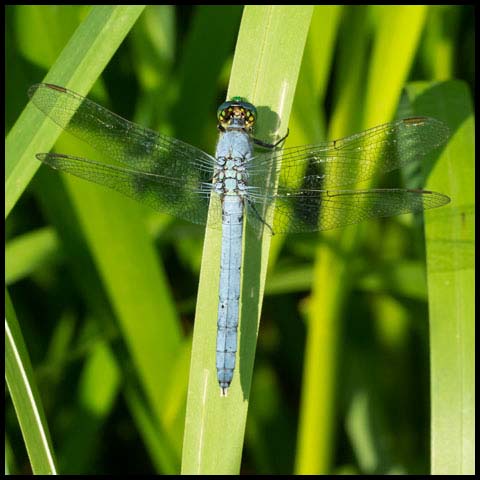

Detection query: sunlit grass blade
(5, 5), (145, 219)
(405, 80), (475, 474)
(181, 6), (313, 474)
(5, 290), (58, 474)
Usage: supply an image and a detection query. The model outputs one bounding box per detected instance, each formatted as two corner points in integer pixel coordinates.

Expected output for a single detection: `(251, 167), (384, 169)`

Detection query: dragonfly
(29, 83), (450, 395)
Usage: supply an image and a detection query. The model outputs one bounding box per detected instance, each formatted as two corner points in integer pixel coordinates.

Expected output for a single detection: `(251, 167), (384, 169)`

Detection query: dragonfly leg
(246, 198), (275, 235)
(253, 128), (289, 149)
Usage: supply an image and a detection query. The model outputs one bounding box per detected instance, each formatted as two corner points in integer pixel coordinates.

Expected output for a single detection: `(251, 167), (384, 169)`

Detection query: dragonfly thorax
(213, 129), (252, 196)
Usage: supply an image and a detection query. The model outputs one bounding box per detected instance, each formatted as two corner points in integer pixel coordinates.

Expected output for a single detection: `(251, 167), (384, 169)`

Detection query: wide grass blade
(405, 80), (475, 474)
(181, 6), (313, 474)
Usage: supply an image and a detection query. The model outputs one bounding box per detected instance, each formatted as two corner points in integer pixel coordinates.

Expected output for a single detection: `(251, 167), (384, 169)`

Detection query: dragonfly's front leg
(252, 128), (289, 149)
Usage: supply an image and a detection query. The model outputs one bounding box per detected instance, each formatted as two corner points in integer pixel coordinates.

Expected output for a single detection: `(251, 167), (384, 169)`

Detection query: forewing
(248, 117), (450, 190)
(29, 83), (219, 226)
(28, 83), (215, 179)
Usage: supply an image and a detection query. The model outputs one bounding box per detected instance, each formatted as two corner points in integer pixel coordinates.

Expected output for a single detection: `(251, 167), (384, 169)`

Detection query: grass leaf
(5, 5), (145, 218)
(405, 80), (475, 474)
(181, 6), (313, 474)
(5, 290), (58, 474)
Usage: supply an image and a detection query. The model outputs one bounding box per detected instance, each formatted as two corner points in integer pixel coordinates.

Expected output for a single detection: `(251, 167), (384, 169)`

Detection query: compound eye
(245, 109), (256, 126)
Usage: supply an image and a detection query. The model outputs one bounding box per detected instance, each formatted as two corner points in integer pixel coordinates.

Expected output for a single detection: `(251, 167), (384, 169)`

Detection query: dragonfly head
(217, 96), (257, 132)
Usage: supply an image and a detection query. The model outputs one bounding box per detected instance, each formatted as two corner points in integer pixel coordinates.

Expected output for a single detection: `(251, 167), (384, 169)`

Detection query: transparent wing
(248, 117), (450, 190)
(246, 188), (450, 234)
(29, 83), (217, 225)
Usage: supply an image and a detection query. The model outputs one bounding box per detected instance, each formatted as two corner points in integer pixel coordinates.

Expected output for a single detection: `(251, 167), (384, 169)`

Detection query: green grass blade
(5, 5), (145, 219)
(405, 80), (475, 474)
(5, 290), (58, 474)
(181, 6), (313, 474)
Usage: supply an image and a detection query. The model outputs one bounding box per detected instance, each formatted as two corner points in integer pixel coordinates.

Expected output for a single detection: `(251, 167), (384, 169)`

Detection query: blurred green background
(5, 5), (474, 475)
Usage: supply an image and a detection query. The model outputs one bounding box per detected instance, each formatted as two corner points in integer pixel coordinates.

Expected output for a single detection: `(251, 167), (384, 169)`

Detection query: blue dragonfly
(29, 83), (450, 395)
